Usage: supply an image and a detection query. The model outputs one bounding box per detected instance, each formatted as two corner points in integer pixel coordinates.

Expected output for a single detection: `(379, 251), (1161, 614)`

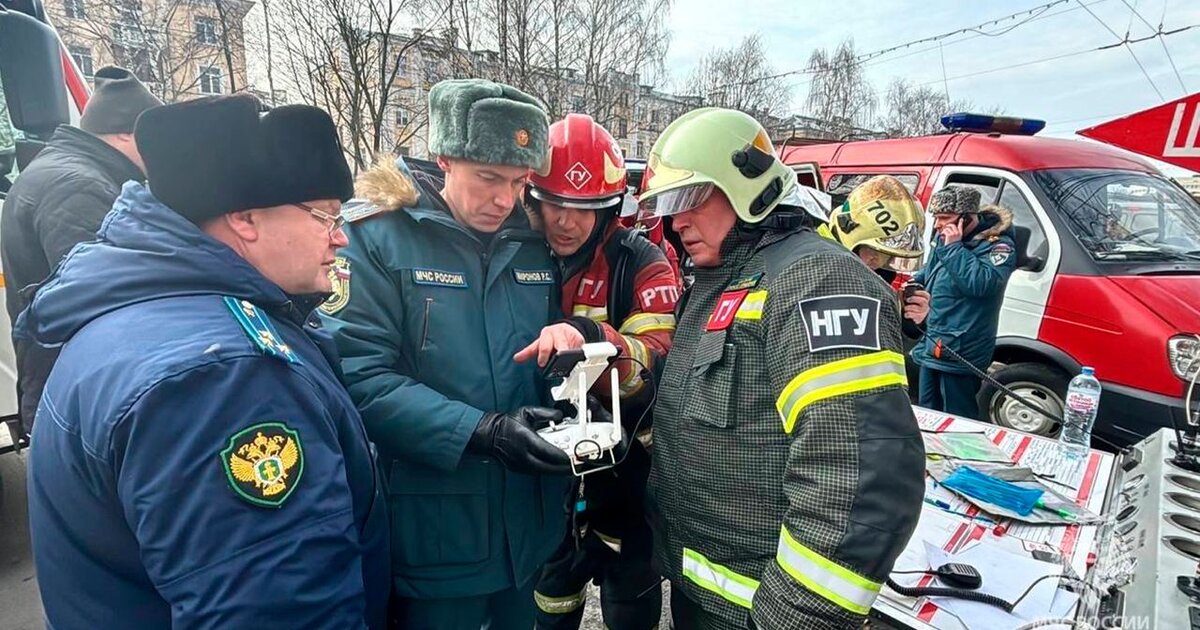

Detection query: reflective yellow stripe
(619, 312), (676, 335)
(620, 338), (650, 393)
(735, 290), (767, 320)
(534, 587), (587, 614)
(681, 548), (760, 609)
(776, 526), (881, 615)
(776, 351), (907, 434)
(817, 223), (835, 241)
(572, 304), (608, 322)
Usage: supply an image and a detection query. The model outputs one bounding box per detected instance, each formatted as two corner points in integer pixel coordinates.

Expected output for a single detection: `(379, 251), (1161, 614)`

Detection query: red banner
(1079, 93), (1200, 172)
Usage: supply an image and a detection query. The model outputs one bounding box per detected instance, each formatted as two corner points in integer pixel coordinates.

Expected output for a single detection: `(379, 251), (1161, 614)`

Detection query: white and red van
(782, 115), (1200, 448)
(0, 0), (91, 451)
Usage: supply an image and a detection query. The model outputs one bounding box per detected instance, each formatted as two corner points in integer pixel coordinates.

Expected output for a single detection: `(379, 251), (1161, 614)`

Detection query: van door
(930, 168), (1068, 434)
(932, 168), (1062, 340)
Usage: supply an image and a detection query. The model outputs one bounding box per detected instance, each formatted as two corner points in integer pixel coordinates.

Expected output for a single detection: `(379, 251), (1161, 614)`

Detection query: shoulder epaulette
(222, 297), (301, 365)
(342, 201), (389, 224)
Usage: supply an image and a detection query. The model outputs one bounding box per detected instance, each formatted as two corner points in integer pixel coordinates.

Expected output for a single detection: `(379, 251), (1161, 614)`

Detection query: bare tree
(574, 0), (670, 129)
(66, 0), (251, 102)
(430, 0), (670, 136)
(878, 78), (1006, 138)
(682, 34), (791, 118)
(257, 0), (670, 163)
(803, 38), (876, 138)
(268, 0), (440, 171)
(879, 79), (959, 138)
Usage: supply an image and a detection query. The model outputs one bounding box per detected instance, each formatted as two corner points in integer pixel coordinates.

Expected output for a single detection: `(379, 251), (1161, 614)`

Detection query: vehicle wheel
(977, 362), (1068, 437)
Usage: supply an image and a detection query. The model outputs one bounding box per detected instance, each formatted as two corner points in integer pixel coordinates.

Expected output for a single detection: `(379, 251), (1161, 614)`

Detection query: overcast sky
(664, 0), (1200, 174)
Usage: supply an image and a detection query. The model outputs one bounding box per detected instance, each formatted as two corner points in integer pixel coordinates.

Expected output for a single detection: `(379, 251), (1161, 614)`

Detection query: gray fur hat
(428, 79), (549, 171)
(928, 185), (981, 215)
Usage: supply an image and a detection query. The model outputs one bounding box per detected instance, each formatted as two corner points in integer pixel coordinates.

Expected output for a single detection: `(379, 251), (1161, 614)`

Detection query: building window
(195, 17), (219, 45)
(199, 66), (223, 95)
(396, 53), (420, 78)
(64, 0), (86, 19)
(114, 45), (154, 82)
(69, 45), (94, 78)
(396, 107), (412, 127)
(117, 1), (142, 25)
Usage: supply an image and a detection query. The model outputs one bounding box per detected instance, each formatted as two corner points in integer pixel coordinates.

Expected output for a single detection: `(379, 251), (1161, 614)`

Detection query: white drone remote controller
(537, 342), (624, 476)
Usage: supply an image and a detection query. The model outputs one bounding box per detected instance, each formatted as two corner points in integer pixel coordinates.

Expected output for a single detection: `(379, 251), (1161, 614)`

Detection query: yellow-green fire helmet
(638, 108), (797, 224)
(831, 175), (927, 272)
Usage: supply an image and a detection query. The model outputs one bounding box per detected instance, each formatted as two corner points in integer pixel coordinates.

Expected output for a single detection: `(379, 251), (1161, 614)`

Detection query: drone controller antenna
(610, 366), (620, 428)
(577, 369), (588, 428)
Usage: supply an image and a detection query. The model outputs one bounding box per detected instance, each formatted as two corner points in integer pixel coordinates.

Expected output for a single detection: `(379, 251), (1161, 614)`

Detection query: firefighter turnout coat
(648, 225), (925, 630)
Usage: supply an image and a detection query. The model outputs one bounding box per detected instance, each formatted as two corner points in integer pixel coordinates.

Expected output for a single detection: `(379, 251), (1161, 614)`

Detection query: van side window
(998, 181), (1048, 260)
(827, 173), (919, 208)
(944, 173), (1050, 270)
(791, 163), (823, 191)
(943, 173), (1000, 204)
(828, 173), (919, 196)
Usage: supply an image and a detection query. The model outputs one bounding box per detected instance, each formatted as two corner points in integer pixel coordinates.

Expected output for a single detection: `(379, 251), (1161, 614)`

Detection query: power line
(1122, 0), (1139, 37)
(854, 0), (1070, 62)
(1075, 0), (1163, 100)
(857, 0), (1109, 71)
(1118, 0), (1187, 93)
(710, 0), (1079, 91)
(913, 48), (1097, 87)
(1042, 110), (1134, 128)
(773, 0), (1110, 96)
(910, 23), (1196, 89)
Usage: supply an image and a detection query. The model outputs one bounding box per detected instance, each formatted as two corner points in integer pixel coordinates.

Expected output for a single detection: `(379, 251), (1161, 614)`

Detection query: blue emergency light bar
(940, 112), (1046, 136)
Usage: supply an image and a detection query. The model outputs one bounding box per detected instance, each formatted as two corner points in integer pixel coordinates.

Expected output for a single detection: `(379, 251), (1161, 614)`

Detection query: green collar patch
(223, 297), (301, 364)
(726, 272), (764, 291)
(221, 422), (304, 508)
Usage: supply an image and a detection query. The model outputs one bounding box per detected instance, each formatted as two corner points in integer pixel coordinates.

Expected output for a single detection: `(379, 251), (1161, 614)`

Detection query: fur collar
(354, 159), (421, 212)
(973, 204), (1013, 241)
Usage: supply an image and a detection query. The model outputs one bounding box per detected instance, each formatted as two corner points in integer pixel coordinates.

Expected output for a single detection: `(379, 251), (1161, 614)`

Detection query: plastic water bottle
(1059, 367), (1101, 461)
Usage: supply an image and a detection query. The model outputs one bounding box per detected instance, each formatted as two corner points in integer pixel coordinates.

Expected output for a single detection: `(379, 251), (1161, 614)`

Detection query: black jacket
(0, 125), (143, 434)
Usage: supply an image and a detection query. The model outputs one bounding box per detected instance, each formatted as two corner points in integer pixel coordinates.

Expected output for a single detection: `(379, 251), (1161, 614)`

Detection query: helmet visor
(638, 183), (714, 220)
(887, 253), (925, 273)
(876, 223), (924, 258)
(528, 186), (623, 210)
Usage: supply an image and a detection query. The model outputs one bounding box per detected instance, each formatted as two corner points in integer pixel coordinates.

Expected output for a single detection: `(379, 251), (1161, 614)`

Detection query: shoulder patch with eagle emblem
(221, 422), (304, 508)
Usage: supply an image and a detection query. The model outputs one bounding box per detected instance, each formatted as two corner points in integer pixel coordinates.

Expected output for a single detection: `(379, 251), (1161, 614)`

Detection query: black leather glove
(467, 406), (572, 475)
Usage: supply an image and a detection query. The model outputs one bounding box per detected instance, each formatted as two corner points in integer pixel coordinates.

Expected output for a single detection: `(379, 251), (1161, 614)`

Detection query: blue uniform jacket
(911, 206), (1018, 374)
(321, 158), (571, 599)
(19, 182), (389, 629)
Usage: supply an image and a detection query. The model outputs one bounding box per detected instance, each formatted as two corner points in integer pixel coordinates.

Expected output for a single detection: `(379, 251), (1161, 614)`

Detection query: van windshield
(1032, 169), (1200, 262)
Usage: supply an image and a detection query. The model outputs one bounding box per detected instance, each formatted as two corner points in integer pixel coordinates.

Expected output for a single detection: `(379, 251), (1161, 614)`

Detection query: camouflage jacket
(647, 226), (925, 630)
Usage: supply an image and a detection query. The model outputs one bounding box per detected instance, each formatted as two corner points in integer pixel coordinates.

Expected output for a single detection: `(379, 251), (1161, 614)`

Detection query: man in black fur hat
(19, 94), (389, 629)
(1, 66), (162, 437)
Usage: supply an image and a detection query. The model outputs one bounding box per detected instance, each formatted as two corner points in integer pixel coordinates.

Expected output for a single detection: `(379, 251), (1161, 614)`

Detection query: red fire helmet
(528, 113), (627, 210)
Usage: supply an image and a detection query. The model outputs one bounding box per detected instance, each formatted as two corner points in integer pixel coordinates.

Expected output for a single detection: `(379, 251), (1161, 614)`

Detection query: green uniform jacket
(648, 226), (926, 630)
(321, 159), (571, 599)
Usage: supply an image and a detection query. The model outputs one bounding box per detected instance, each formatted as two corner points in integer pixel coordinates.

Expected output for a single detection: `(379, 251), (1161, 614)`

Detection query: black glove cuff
(564, 316), (605, 344)
(466, 412), (500, 454)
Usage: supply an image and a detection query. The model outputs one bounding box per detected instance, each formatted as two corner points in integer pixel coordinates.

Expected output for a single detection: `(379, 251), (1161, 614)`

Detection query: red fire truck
(782, 114), (1200, 447)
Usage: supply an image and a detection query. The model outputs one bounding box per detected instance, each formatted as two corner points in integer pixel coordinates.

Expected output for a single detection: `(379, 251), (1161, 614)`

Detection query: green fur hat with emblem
(428, 79), (550, 171)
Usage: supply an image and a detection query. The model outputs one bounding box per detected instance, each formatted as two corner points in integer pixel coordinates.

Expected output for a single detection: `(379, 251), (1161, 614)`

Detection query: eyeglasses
(293, 202), (345, 236)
